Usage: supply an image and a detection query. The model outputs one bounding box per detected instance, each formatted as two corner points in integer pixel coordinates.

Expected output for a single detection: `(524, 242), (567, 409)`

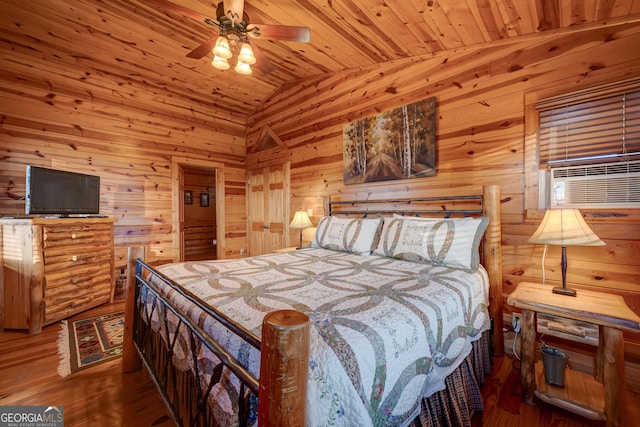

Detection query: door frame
(171, 156), (225, 262)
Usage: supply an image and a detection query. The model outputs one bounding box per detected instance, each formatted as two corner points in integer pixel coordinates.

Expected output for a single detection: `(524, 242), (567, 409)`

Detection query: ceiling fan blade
(250, 43), (275, 75)
(146, 0), (210, 23)
(247, 24), (311, 43)
(186, 36), (217, 59)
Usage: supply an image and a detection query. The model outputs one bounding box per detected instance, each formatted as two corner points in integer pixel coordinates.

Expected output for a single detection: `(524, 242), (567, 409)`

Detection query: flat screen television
(25, 166), (101, 217)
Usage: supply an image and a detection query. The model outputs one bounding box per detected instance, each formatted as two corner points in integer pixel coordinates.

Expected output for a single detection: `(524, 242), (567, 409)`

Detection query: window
(524, 77), (640, 210)
(536, 78), (640, 167)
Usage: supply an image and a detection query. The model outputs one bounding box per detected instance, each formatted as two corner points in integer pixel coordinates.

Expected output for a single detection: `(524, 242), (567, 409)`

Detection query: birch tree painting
(343, 97), (436, 184)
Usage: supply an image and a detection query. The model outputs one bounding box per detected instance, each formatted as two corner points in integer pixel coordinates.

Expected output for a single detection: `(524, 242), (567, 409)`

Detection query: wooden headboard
(323, 184), (504, 356)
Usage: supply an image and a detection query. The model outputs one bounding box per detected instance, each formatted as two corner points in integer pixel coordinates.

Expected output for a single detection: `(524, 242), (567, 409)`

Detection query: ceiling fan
(150, 0), (311, 75)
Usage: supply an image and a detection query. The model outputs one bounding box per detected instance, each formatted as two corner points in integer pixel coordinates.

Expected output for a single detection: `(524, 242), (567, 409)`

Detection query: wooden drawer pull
(547, 321), (586, 337)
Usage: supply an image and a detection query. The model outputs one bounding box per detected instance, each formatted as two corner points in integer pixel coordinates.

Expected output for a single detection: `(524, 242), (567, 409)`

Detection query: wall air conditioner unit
(549, 160), (640, 208)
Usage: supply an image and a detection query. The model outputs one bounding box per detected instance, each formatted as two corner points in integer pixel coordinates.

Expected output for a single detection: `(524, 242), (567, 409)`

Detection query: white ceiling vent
(550, 160), (640, 208)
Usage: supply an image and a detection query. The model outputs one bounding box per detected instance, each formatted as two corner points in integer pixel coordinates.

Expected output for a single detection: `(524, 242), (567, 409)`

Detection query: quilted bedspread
(148, 247), (490, 427)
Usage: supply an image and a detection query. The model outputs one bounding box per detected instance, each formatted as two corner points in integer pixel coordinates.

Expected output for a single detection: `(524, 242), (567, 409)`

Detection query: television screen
(25, 166), (100, 216)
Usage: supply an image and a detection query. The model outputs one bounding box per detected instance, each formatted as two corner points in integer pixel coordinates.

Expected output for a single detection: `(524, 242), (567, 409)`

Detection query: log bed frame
(122, 184), (503, 426)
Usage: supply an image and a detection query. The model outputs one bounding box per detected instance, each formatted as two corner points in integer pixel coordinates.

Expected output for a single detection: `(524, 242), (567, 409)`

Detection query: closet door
(247, 162), (290, 255)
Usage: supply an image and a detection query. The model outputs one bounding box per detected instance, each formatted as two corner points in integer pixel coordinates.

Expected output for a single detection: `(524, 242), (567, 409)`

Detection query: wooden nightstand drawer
(537, 313), (599, 346)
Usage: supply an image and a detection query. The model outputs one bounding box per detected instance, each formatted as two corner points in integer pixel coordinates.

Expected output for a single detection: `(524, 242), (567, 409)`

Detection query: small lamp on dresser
(290, 210), (313, 249)
(528, 208), (605, 297)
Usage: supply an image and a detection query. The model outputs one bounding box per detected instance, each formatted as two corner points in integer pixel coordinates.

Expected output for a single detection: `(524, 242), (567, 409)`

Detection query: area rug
(57, 311), (124, 377)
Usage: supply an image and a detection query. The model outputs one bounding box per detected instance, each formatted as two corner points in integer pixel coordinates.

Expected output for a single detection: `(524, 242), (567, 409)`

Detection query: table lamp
(290, 210), (313, 249)
(528, 208), (605, 296)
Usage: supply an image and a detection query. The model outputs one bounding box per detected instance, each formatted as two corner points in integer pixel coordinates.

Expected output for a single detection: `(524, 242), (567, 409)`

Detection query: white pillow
(311, 216), (383, 255)
(374, 216), (489, 270)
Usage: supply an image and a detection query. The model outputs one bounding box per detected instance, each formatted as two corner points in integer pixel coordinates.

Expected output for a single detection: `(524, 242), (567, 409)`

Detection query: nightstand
(507, 282), (640, 427)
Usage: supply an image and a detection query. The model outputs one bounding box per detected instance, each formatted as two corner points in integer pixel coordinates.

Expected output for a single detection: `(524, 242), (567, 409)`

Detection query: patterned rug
(57, 311), (125, 377)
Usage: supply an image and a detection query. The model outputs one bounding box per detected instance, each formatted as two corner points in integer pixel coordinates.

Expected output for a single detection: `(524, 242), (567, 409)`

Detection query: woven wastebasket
(541, 345), (568, 387)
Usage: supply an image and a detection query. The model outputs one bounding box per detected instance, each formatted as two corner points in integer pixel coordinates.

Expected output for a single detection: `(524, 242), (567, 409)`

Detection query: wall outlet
(240, 248), (245, 256)
(512, 313), (522, 332)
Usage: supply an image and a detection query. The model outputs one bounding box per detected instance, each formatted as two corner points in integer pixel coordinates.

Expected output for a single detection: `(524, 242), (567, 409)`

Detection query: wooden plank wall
(246, 23), (640, 388)
(0, 58), (248, 268)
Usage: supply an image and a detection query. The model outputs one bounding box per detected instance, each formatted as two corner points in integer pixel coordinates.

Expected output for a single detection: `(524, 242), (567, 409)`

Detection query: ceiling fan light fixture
(211, 55), (230, 70)
(234, 60), (252, 75)
(213, 36), (232, 59)
(238, 42), (256, 65)
(166, 0), (312, 76)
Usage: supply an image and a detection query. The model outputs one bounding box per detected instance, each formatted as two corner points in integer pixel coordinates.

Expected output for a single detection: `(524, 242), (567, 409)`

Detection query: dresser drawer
(44, 261), (111, 288)
(43, 252), (112, 325)
(42, 223), (112, 248)
(43, 271), (112, 324)
(43, 245), (112, 271)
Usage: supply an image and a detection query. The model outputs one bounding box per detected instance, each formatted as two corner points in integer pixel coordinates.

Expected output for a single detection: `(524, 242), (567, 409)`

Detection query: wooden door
(248, 162), (290, 255)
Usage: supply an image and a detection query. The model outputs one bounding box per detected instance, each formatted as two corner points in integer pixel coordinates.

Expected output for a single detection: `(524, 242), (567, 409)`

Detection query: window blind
(536, 78), (640, 166)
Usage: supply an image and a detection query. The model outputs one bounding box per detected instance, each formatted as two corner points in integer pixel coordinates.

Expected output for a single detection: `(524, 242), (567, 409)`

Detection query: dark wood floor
(1, 301), (639, 426)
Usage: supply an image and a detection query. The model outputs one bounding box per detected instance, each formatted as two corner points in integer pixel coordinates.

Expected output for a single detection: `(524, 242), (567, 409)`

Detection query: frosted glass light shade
(238, 43), (256, 65)
(213, 36), (232, 59)
(211, 55), (230, 70)
(234, 60), (252, 75)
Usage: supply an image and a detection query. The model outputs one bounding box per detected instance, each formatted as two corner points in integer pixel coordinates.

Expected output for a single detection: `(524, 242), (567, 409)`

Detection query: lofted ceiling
(2, 0), (640, 119)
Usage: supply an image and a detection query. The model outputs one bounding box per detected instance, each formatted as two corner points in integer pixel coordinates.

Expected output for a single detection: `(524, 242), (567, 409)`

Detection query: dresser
(0, 217), (117, 333)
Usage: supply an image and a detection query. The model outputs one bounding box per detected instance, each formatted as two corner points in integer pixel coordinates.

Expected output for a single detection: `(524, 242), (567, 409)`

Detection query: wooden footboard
(122, 249), (308, 426)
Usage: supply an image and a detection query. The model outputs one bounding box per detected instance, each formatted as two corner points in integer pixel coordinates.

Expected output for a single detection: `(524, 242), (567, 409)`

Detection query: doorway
(172, 157), (225, 262)
(182, 166), (217, 261)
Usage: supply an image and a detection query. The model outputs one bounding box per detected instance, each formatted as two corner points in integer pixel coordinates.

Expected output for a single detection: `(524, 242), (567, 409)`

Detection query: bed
(122, 185), (504, 427)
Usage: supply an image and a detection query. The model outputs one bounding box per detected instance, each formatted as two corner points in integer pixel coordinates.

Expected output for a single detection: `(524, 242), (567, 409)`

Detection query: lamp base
(552, 286), (577, 297)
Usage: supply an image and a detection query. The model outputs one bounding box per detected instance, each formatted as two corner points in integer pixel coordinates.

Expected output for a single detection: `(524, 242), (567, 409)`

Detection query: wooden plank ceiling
(2, 0), (640, 119)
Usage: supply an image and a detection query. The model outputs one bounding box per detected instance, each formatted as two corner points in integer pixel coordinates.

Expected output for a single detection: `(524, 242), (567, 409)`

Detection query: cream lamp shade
(528, 208), (604, 296)
(290, 211), (313, 249)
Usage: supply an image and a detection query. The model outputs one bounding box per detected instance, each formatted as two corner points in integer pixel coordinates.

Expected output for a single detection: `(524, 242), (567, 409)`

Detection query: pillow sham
(374, 216), (489, 270)
(311, 216), (383, 255)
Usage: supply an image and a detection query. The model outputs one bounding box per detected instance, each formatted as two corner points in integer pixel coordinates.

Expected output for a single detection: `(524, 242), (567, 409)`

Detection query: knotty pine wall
(246, 23), (640, 388)
(0, 75), (247, 268)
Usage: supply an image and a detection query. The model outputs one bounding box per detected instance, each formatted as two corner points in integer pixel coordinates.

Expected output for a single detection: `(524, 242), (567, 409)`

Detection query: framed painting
(184, 190), (193, 205)
(343, 97), (436, 184)
(200, 192), (209, 207)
